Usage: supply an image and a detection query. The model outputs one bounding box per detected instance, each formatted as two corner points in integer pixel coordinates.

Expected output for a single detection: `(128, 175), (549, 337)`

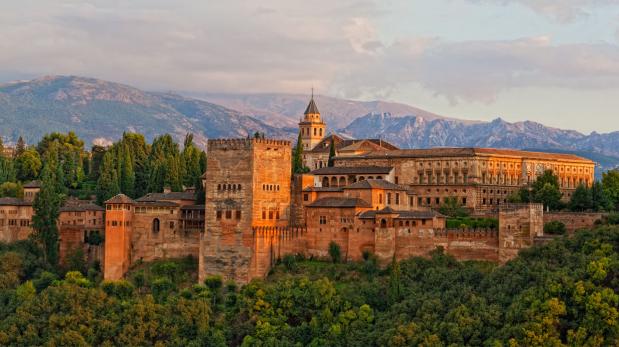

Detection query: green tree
(120, 144), (135, 197)
(14, 136), (26, 157)
(292, 132), (305, 174)
(89, 145), (107, 181)
(530, 170), (562, 210)
(570, 184), (592, 211)
(0, 182), (23, 198)
(31, 153), (64, 267)
(439, 197), (469, 217)
(328, 241), (341, 263)
(14, 148), (42, 182)
(388, 256), (402, 303)
(591, 181), (613, 211)
(544, 220), (567, 235)
(96, 151), (120, 205)
(0, 156), (16, 184)
(328, 136), (336, 167)
(602, 170), (619, 210)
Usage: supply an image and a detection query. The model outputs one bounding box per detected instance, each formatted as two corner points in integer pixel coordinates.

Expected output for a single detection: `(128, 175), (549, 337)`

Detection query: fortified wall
(544, 212), (605, 235)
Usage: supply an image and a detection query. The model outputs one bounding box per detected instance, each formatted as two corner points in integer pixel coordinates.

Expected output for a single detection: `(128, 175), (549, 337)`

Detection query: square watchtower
(199, 138), (292, 284)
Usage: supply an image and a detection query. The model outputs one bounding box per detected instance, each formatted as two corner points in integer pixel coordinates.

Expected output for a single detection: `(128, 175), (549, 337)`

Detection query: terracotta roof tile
(307, 197), (371, 208)
(104, 194), (135, 204)
(310, 166), (393, 175)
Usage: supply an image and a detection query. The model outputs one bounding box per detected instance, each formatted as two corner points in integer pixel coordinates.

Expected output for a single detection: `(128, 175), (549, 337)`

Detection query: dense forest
(0, 132), (207, 205)
(0, 224), (618, 346)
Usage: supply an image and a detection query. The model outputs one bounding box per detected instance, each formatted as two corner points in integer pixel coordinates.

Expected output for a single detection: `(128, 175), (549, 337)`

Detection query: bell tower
(298, 91), (326, 152)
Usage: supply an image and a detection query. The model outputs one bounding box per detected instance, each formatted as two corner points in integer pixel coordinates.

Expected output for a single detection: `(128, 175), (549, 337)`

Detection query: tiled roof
(307, 197), (371, 208)
(304, 97), (320, 115)
(60, 203), (105, 212)
(358, 209), (443, 219)
(343, 179), (409, 191)
(135, 201), (179, 207)
(308, 135), (398, 154)
(0, 197), (31, 206)
(136, 191), (195, 202)
(337, 147), (593, 163)
(310, 166), (393, 175)
(302, 187), (344, 192)
(181, 205), (205, 210)
(23, 180), (42, 188)
(104, 194), (136, 204)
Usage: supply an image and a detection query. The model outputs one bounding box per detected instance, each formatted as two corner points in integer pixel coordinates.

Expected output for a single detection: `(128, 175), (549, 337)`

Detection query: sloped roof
(358, 209), (443, 219)
(337, 147), (593, 163)
(302, 187), (344, 192)
(0, 197), (31, 206)
(104, 194), (135, 204)
(135, 201), (179, 207)
(308, 135), (398, 154)
(307, 197), (371, 208)
(23, 180), (42, 188)
(343, 179), (409, 191)
(310, 166), (393, 175)
(136, 191), (195, 202)
(304, 97), (320, 115)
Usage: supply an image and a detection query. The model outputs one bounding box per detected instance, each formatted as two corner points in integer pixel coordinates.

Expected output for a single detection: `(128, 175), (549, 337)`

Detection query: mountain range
(1, 75), (618, 173)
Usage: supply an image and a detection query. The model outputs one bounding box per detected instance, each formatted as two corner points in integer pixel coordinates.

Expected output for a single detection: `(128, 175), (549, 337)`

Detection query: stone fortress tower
(199, 138), (292, 284)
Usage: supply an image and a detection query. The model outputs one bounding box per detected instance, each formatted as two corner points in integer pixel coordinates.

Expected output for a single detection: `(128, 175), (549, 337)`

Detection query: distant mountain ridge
(0, 76), (293, 148)
(1, 75), (618, 174)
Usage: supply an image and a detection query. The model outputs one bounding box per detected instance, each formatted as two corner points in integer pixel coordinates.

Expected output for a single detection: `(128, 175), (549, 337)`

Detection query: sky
(1, 0), (619, 134)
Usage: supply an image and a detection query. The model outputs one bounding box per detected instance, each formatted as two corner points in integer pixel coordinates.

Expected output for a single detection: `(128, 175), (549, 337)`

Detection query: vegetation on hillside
(1, 224), (618, 346)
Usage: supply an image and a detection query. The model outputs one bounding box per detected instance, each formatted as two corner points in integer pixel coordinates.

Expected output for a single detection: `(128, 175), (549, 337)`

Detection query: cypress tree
(15, 136), (25, 157)
(96, 151), (120, 205)
(327, 136), (336, 167)
(120, 144), (135, 197)
(32, 151), (63, 267)
(0, 137), (4, 155)
(0, 156), (16, 184)
(388, 256), (402, 304)
(293, 132), (304, 174)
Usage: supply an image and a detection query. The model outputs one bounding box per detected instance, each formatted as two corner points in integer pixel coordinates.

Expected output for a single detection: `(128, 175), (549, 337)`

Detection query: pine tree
(327, 136), (336, 167)
(96, 151), (120, 205)
(591, 181), (613, 211)
(32, 151), (63, 267)
(0, 137), (4, 155)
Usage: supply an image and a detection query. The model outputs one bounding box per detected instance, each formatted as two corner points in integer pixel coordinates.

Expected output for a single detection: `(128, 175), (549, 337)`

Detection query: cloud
(469, 0), (619, 22)
(1, 0), (619, 106)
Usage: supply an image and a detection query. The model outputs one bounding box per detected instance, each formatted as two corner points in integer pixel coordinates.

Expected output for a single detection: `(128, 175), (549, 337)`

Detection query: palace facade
(0, 95), (598, 284)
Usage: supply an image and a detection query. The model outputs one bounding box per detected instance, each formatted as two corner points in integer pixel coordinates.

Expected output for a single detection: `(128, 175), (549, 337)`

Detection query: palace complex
(0, 96), (598, 284)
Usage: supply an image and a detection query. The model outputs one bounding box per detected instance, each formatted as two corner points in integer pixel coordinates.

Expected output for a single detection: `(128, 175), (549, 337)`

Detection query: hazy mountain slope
(341, 113), (619, 174)
(190, 92), (461, 129)
(0, 76), (294, 148)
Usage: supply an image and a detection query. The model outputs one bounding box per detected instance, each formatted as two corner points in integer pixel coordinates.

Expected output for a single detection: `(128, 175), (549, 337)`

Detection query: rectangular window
(275, 210), (280, 219)
(262, 210), (266, 219)
(426, 197), (431, 205)
(422, 219), (426, 226)
(303, 194), (309, 202)
(435, 197), (440, 205)
(387, 193), (391, 204)
(226, 210), (232, 219)
(395, 193), (400, 205)
(169, 221), (174, 229)
(319, 216), (327, 225)
(462, 197), (467, 204)
(216, 211), (222, 220)
(268, 211), (273, 220)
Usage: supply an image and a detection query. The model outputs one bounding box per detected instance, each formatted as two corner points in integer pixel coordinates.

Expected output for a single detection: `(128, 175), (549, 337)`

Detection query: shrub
(544, 220), (567, 235)
(607, 212), (619, 225)
(328, 241), (341, 263)
(282, 254), (297, 272)
(102, 280), (135, 300)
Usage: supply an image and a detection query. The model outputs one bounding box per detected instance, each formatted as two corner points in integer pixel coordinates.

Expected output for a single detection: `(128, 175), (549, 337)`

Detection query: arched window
(238, 184), (242, 190)
(152, 218), (160, 233)
(380, 219), (387, 228)
(217, 184), (221, 190)
(322, 177), (330, 187)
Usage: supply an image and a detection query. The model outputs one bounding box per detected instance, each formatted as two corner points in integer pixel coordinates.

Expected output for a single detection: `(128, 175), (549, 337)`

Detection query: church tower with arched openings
(298, 92), (326, 152)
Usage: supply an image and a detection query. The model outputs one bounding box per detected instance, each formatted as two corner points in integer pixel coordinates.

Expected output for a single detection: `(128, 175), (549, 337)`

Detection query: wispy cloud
(469, 0), (619, 22)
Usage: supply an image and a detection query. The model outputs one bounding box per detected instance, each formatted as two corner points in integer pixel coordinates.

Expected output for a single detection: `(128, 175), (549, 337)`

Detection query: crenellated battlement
(207, 138), (291, 151)
(499, 203), (543, 212)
